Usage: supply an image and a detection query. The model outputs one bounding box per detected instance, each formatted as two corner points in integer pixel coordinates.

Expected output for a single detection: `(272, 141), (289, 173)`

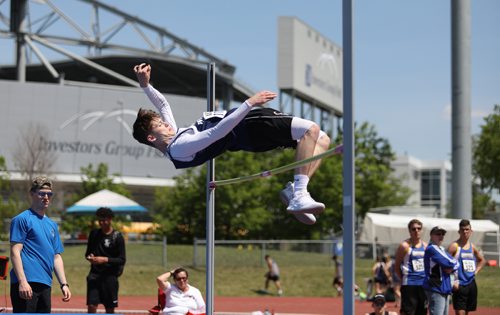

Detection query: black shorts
(11, 282), (52, 313)
(453, 279), (477, 312)
(266, 272), (280, 282)
(400, 285), (427, 315)
(87, 273), (119, 308)
(232, 108), (297, 152)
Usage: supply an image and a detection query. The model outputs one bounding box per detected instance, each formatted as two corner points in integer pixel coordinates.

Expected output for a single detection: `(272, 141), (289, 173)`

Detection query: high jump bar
(209, 144), (343, 188)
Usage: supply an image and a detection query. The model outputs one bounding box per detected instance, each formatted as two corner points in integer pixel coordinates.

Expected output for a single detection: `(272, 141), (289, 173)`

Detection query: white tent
(359, 213), (499, 260)
(66, 189), (147, 214)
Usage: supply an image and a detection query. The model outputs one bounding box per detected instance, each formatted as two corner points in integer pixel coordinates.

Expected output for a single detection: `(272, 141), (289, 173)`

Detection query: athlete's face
(458, 225), (472, 240)
(148, 119), (175, 144)
(409, 224), (422, 239)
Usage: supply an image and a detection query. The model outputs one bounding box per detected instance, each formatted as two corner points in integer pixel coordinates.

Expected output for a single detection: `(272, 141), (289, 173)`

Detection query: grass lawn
(14, 243), (499, 307)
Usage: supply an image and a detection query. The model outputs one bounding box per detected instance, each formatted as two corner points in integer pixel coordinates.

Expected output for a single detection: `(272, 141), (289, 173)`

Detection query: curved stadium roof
(0, 0), (254, 104)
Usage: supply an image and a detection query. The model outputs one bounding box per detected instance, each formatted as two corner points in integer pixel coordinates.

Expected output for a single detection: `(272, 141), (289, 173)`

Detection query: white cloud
(441, 104), (490, 121)
(442, 104), (452, 120)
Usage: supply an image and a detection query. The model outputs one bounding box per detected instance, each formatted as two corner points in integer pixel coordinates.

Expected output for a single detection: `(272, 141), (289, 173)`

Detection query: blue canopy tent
(66, 189), (147, 214)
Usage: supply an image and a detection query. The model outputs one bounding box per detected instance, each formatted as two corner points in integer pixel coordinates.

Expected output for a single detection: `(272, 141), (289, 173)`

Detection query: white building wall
(391, 155), (451, 217)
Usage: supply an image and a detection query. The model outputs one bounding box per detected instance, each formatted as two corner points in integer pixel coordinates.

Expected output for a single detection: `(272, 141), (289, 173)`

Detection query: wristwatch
(60, 283), (69, 290)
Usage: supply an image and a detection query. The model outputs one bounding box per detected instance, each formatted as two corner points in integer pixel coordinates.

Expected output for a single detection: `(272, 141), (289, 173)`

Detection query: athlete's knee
(304, 123), (320, 139)
(318, 130), (330, 147)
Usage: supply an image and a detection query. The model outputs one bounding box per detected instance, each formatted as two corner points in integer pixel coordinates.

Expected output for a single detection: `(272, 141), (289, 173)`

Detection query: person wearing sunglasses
(133, 63), (332, 225)
(9, 176), (72, 313)
(423, 226), (459, 315)
(393, 219), (428, 315)
(156, 268), (205, 315)
(365, 294), (397, 315)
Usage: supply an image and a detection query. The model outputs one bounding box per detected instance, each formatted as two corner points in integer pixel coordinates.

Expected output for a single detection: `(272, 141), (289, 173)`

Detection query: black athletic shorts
(266, 272), (280, 282)
(232, 108), (297, 152)
(11, 282), (52, 313)
(452, 279), (477, 312)
(87, 273), (119, 308)
(400, 285), (427, 315)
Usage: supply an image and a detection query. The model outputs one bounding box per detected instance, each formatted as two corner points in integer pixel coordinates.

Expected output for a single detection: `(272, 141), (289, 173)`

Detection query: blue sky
(4, 0), (499, 161)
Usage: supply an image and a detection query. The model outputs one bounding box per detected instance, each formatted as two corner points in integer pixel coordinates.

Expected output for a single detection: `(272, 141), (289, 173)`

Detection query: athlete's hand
(246, 91), (277, 107)
(18, 281), (33, 300)
(134, 63), (151, 87)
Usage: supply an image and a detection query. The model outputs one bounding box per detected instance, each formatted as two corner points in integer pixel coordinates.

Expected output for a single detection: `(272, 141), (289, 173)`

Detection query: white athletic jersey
(143, 84), (252, 162)
(143, 84), (178, 133)
(162, 283), (205, 315)
(271, 260), (280, 276)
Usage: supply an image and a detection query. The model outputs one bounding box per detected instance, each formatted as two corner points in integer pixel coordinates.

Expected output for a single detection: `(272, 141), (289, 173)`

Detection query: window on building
(421, 169), (441, 208)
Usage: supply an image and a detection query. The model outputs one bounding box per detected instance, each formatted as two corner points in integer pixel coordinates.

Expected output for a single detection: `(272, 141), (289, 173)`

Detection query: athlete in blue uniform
(10, 177), (72, 313)
(423, 226), (459, 315)
(132, 63), (331, 225)
(448, 219), (485, 315)
(394, 219), (427, 315)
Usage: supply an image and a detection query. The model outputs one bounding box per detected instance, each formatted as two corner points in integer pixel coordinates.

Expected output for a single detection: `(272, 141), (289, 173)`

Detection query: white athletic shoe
(287, 190), (325, 215)
(280, 182), (316, 225)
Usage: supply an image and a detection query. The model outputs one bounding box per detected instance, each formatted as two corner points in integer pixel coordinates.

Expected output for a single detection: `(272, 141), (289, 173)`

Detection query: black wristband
(60, 283), (69, 290)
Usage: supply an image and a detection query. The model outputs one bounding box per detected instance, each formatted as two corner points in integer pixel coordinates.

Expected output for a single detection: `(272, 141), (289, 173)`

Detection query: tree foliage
(61, 163), (131, 235)
(152, 121), (411, 242)
(0, 156), (26, 240)
(473, 104), (500, 192)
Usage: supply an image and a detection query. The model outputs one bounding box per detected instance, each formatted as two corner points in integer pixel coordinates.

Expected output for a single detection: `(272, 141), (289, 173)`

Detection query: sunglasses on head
(38, 191), (54, 198)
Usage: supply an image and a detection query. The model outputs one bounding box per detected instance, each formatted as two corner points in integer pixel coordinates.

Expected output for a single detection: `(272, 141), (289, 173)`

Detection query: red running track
(2, 295), (499, 314)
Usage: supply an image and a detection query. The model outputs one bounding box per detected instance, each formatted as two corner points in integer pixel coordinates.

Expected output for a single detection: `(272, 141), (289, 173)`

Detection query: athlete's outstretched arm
(134, 63), (178, 132)
(170, 91), (276, 159)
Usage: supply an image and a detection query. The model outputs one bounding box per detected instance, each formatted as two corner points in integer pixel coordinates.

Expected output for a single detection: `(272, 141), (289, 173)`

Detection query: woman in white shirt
(156, 268), (205, 315)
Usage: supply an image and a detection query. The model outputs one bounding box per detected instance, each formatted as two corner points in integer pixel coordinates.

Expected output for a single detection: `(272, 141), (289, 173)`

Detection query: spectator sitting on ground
(365, 294), (397, 315)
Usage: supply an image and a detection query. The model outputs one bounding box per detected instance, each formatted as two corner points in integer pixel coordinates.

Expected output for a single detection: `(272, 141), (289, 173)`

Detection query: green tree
(79, 163), (131, 197)
(153, 151), (294, 242)
(313, 122), (412, 234)
(472, 183), (495, 219)
(0, 156), (26, 240)
(473, 104), (500, 192)
(61, 163), (131, 235)
(152, 121), (411, 241)
(352, 122), (412, 217)
(471, 104), (499, 218)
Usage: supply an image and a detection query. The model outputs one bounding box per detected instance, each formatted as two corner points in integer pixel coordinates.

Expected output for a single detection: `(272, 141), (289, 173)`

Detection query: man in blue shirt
(10, 176), (71, 313)
(423, 226), (459, 315)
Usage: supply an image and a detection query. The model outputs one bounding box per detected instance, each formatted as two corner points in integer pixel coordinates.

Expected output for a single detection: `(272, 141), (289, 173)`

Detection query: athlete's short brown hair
(132, 108), (161, 148)
(408, 219), (423, 230)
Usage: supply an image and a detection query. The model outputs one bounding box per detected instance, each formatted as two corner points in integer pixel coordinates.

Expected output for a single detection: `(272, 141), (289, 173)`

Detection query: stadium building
(0, 1), (343, 211)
